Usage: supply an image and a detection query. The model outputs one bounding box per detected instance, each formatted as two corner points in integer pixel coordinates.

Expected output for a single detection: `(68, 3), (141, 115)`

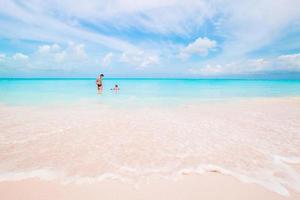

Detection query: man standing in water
(96, 74), (104, 91)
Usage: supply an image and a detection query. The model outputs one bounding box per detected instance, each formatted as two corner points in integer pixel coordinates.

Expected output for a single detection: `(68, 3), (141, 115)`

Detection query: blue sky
(0, 0), (300, 78)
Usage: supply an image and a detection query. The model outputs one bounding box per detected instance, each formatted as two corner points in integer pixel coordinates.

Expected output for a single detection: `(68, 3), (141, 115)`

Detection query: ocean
(1, 78), (300, 105)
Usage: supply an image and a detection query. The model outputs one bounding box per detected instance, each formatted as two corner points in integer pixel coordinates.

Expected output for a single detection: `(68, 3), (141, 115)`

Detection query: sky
(0, 0), (300, 78)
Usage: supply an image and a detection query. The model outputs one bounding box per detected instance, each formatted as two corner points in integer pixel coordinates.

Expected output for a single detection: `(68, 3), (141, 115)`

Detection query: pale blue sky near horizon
(0, 0), (300, 78)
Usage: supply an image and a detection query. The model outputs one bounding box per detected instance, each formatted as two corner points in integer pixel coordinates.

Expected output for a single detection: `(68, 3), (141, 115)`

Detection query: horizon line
(1, 77), (300, 81)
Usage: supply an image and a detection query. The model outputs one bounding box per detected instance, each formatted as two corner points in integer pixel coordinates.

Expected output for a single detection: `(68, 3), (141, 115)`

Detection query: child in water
(111, 84), (120, 91)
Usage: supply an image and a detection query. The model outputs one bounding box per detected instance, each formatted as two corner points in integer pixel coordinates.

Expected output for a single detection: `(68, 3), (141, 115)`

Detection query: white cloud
(189, 64), (225, 75)
(277, 53), (300, 71)
(140, 55), (160, 68)
(40, 0), (215, 36)
(180, 37), (217, 59)
(102, 52), (113, 67)
(247, 58), (270, 71)
(214, 0), (300, 58)
(189, 53), (300, 76)
(38, 44), (60, 54)
(189, 61), (253, 76)
(0, 53), (6, 61)
(120, 51), (159, 68)
(0, 42), (91, 71)
(69, 43), (87, 60)
(12, 53), (29, 61)
(0, 0), (140, 53)
(0, 53), (30, 70)
(54, 51), (67, 63)
(37, 42), (87, 63)
(278, 53), (300, 65)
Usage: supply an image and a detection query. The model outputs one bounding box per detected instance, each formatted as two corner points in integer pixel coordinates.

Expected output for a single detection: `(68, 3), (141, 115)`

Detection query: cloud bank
(189, 53), (300, 76)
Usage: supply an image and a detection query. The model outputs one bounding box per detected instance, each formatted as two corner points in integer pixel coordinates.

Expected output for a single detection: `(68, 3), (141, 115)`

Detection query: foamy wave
(0, 156), (299, 196)
(0, 169), (61, 182)
(0, 169), (128, 184)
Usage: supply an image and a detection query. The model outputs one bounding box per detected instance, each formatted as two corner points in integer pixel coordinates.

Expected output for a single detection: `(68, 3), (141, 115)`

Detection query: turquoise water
(0, 78), (300, 105)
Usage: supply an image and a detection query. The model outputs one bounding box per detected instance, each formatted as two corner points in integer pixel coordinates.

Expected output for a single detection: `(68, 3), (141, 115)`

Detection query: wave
(0, 155), (299, 196)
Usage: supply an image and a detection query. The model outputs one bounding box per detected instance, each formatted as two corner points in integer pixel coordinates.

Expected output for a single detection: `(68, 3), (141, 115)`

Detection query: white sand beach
(0, 97), (300, 199)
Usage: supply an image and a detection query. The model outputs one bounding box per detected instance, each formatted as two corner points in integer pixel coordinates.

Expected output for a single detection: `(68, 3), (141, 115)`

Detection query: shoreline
(0, 173), (299, 200)
(0, 95), (300, 108)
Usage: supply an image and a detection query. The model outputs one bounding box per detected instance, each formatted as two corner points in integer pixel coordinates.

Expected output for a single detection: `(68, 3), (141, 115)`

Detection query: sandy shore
(0, 173), (299, 200)
(1, 97), (300, 199)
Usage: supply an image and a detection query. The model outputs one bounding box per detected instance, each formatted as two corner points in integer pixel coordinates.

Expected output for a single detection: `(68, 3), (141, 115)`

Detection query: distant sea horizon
(1, 70), (300, 80)
(1, 77), (300, 80)
(1, 78), (300, 106)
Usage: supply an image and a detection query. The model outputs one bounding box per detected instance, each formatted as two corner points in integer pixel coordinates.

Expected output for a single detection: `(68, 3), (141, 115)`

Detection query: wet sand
(0, 173), (299, 200)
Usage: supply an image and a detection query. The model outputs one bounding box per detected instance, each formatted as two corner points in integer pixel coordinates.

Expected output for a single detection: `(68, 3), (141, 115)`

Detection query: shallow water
(0, 79), (300, 196)
(1, 78), (300, 106)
